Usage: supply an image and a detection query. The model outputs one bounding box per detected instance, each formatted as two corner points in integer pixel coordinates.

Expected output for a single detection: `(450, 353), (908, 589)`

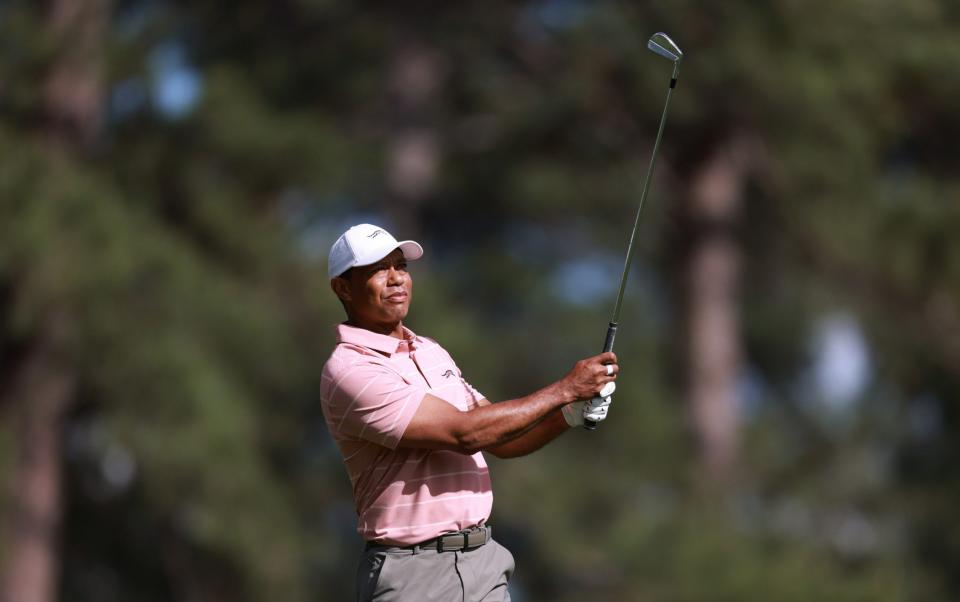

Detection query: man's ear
(331, 277), (351, 303)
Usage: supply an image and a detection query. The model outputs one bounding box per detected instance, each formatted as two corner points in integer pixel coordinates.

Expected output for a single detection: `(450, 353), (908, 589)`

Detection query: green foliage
(2, 0), (959, 600)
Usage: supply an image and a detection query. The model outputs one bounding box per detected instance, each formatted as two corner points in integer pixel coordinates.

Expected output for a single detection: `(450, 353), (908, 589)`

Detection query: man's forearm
(455, 382), (575, 454)
(400, 352), (616, 454)
(485, 409), (570, 458)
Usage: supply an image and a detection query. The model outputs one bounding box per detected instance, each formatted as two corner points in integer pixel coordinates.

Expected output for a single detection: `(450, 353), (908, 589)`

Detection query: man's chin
(383, 306), (409, 322)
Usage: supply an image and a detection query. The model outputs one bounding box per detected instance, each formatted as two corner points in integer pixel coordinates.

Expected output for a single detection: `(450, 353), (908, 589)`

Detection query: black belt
(367, 525), (492, 553)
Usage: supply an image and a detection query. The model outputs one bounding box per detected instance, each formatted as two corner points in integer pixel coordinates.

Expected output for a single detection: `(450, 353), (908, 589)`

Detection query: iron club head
(647, 32), (683, 62)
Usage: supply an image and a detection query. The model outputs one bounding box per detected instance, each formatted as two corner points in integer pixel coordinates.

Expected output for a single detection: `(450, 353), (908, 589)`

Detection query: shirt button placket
(409, 348), (433, 388)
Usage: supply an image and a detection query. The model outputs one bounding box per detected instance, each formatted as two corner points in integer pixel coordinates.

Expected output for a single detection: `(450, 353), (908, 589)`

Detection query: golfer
(322, 224), (618, 601)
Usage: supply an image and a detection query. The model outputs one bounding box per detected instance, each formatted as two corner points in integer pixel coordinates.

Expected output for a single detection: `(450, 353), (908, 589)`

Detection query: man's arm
(483, 404), (570, 459)
(400, 352), (617, 455)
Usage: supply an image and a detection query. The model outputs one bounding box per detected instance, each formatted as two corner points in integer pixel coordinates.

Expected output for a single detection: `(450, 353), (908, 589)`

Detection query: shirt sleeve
(460, 377), (485, 406)
(324, 359), (426, 449)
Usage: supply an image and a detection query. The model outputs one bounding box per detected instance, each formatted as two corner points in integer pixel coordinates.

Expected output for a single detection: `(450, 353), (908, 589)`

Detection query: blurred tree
(0, 0), (349, 599)
(1, 1), (109, 601)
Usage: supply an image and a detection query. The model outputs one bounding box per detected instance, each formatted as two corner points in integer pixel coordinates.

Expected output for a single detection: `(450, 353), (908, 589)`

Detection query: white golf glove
(562, 382), (616, 428)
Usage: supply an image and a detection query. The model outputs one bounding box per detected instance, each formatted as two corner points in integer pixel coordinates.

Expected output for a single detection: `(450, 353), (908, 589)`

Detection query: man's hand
(559, 352), (618, 429)
(562, 382), (615, 428)
(560, 352), (618, 401)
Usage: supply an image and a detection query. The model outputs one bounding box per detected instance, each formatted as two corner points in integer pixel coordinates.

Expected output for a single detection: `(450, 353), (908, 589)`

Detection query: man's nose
(387, 266), (404, 284)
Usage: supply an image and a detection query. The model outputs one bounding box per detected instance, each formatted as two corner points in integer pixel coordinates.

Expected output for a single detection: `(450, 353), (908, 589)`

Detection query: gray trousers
(357, 539), (514, 602)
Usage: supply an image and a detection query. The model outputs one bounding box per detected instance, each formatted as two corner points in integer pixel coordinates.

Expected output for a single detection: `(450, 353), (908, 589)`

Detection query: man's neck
(345, 318), (404, 339)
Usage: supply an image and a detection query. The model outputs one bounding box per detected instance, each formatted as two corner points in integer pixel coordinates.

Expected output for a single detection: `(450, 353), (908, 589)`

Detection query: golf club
(584, 32), (683, 430)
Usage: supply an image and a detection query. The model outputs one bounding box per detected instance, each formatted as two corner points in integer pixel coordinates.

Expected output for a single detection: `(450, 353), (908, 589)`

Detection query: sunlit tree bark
(385, 38), (445, 238)
(1, 314), (75, 602)
(683, 135), (756, 487)
(0, 1), (107, 601)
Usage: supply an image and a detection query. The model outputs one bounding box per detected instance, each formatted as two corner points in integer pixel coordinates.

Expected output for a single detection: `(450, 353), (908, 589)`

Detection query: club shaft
(584, 63), (679, 432)
(609, 62), (679, 326)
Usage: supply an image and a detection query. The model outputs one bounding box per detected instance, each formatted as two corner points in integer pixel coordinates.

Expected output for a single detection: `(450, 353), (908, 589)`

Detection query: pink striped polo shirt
(321, 323), (494, 546)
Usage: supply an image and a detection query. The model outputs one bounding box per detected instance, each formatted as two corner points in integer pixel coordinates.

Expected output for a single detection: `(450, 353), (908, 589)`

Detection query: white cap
(328, 223), (424, 279)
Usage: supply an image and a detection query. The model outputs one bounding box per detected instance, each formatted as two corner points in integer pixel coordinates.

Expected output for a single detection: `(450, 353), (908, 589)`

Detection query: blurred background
(1, 0), (958, 600)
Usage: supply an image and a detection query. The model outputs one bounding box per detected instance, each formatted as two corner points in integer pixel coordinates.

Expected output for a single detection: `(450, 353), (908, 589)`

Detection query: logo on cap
(367, 230), (386, 239)
(441, 370), (455, 378)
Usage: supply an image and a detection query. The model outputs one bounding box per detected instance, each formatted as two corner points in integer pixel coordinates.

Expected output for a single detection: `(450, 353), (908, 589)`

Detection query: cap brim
(397, 240), (424, 261)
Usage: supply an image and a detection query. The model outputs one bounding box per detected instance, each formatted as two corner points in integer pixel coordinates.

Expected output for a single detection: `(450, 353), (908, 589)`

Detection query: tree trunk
(43, 0), (110, 150)
(384, 38), (445, 238)
(683, 135), (755, 487)
(0, 1), (107, 600)
(0, 316), (75, 602)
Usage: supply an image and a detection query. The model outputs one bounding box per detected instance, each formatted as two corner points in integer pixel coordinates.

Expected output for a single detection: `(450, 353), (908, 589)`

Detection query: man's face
(333, 249), (413, 329)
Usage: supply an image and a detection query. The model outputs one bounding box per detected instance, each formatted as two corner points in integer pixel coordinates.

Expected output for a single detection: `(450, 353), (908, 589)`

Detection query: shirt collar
(335, 323), (418, 355)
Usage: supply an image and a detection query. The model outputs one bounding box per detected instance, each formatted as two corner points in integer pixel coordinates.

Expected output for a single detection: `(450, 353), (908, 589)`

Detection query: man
(322, 223), (618, 601)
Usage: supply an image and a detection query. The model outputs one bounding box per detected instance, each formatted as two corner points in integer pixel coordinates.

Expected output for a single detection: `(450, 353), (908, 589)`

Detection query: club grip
(584, 322), (618, 431)
(602, 322), (618, 353)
